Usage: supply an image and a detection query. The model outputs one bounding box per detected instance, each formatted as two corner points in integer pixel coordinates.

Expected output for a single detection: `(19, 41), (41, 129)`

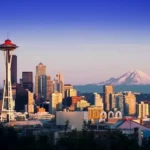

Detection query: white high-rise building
(49, 92), (63, 114)
(94, 93), (104, 109)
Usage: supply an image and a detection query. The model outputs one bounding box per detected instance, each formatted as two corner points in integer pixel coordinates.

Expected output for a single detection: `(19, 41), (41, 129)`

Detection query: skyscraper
(124, 91), (136, 116)
(49, 91), (63, 114)
(53, 73), (64, 98)
(138, 101), (149, 118)
(103, 85), (114, 111)
(113, 93), (124, 116)
(22, 72), (33, 92)
(35, 62), (46, 100)
(38, 75), (53, 102)
(46, 75), (53, 100)
(94, 93), (104, 109)
(11, 55), (17, 85)
(15, 84), (34, 113)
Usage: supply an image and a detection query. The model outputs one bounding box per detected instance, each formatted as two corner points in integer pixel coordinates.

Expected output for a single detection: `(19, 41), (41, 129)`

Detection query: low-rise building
(56, 111), (88, 131)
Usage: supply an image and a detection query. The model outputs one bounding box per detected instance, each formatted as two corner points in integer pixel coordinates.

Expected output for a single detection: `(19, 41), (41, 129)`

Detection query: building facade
(53, 73), (64, 98)
(65, 88), (77, 98)
(22, 72), (33, 92)
(64, 84), (73, 91)
(116, 94), (124, 116)
(88, 106), (103, 120)
(50, 92), (63, 114)
(11, 55), (17, 85)
(124, 92), (136, 116)
(103, 85), (114, 111)
(56, 111), (88, 131)
(138, 101), (149, 118)
(15, 84), (34, 113)
(35, 62), (46, 100)
(94, 93), (104, 109)
(38, 75), (53, 102)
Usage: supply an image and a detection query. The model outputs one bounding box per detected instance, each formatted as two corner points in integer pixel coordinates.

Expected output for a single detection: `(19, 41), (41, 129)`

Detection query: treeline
(0, 123), (149, 150)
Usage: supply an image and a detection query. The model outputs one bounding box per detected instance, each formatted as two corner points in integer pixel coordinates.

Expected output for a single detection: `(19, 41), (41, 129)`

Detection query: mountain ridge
(94, 70), (150, 86)
(74, 70), (150, 93)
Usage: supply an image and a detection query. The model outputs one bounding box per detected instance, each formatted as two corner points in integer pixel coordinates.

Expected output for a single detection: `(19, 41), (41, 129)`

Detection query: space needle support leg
(7, 50), (13, 121)
(2, 51), (6, 112)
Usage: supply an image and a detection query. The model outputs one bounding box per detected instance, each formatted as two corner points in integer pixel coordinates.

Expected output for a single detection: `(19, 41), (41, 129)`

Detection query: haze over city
(0, 0), (150, 85)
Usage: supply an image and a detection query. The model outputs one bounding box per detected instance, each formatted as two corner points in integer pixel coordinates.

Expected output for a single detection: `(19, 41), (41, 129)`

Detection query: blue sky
(0, 0), (150, 85)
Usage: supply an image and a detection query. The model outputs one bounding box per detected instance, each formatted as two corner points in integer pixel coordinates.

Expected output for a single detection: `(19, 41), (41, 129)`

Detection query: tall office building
(11, 55), (17, 85)
(46, 76), (53, 100)
(103, 85), (114, 111)
(113, 93), (124, 116)
(49, 92), (63, 114)
(124, 91), (136, 116)
(15, 84), (28, 112)
(26, 89), (35, 113)
(115, 93), (124, 116)
(38, 75), (53, 102)
(35, 62), (46, 100)
(15, 84), (34, 112)
(11, 55), (17, 102)
(22, 72), (33, 92)
(94, 93), (104, 109)
(109, 93), (116, 110)
(138, 101), (149, 118)
(53, 73), (64, 98)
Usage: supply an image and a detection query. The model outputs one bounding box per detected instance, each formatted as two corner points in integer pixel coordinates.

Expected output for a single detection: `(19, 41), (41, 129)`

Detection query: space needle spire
(0, 39), (18, 122)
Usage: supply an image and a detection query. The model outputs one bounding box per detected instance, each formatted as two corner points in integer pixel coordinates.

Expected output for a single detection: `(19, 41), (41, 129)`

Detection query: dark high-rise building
(22, 72), (33, 92)
(11, 55), (17, 85)
(15, 84), (28, 112)
(20, 78), (23, 84)
(22, 72), (33, 83)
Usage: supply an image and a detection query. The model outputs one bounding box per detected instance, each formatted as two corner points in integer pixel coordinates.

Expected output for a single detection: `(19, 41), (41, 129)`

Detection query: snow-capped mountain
(97, 70), (150, 85)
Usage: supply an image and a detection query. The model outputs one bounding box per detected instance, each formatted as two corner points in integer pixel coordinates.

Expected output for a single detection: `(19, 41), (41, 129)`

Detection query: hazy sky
(0, 0), (150, 85)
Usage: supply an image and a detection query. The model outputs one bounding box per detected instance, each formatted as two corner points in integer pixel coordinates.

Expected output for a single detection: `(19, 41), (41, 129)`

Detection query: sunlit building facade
(49, 92), (63, 114)
(138, 101), (149, 118)
(124, 91), (136, 116)
(94, 92), (103, 109)
(103, 85), (114, 111)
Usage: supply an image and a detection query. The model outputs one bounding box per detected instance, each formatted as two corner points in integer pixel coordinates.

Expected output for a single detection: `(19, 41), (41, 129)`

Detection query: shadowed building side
(22, 72), (33, 93)
(15, 84), (28, 112)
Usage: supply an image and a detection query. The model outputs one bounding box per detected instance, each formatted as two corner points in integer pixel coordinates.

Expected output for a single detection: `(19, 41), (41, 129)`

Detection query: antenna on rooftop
(6, 32), (10, 39)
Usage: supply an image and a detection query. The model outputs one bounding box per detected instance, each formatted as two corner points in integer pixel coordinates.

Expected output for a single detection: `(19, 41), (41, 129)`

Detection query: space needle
(0, 39), (18, 122)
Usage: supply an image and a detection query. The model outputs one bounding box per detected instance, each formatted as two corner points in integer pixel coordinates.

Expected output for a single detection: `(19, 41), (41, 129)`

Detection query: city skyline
(0, 0), (150, 85)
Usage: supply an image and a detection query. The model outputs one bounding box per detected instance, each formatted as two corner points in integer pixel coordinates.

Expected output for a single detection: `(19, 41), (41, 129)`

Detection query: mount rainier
(74, 70), (150, 93)
(97, 70), (150, 85)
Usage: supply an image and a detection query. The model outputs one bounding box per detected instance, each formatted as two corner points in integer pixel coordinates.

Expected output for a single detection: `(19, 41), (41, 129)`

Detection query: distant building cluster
(0, 53), (150, 136)
(0, 58), (150, 121)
